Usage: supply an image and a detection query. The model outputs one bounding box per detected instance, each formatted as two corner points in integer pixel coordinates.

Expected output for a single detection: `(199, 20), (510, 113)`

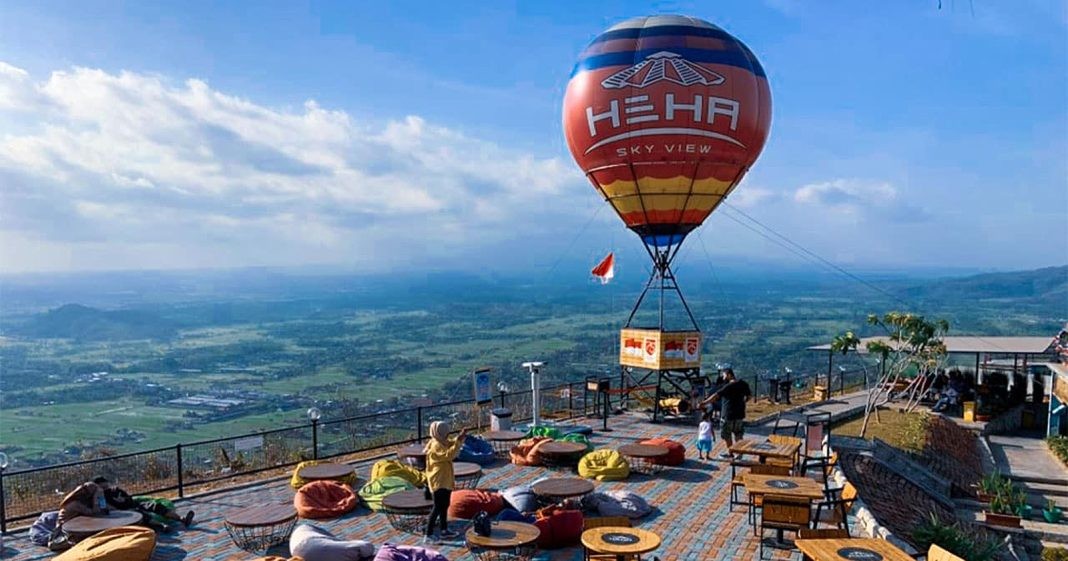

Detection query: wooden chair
(928, 544), (965, 561)
(797, 528), (849, 539)
(813, 481), (857, 535)
(729, 458), (758, 510)
(772, 412), (801, 437)
(759, 494), (812, 558)
(583, 516), (634, 561)
(747, 464), (793, 530)
(768, 434), (803, 472)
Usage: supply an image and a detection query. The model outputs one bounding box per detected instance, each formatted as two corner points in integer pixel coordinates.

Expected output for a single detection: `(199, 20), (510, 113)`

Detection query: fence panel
(318, 409), (418, 459)
(180, 425), (313, 488)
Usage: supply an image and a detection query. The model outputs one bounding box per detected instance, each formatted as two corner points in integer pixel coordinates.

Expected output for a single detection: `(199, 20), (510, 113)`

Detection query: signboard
(1054, 369), (1068, 405)
(620, 328), (702, 370)
(474, 369), (493, 405)
(234, 436), (264, 452)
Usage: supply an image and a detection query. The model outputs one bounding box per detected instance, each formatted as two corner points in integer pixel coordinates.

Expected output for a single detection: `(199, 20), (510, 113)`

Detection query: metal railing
(0, 381), (585, 532)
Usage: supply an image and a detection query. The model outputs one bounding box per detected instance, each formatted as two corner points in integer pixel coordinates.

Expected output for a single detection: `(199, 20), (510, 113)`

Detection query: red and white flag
(591, 252), (615, 284)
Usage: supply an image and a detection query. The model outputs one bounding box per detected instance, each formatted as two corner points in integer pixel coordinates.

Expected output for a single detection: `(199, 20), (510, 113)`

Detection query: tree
(831, 312), (949, 438)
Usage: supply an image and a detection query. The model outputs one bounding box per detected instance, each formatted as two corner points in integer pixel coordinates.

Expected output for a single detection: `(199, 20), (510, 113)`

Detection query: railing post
(1, 465), (7, 534)
(416, 407), (423, 441)
(311, 419), (319, 460)
(568, 383), (574, 418)
(176, 444), (184, 498)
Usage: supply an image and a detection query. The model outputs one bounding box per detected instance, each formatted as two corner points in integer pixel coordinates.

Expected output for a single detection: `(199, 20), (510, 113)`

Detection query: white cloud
(793, 178), (928, 223)
(0, 62), (584, 272)
(727, 186), (776, 209)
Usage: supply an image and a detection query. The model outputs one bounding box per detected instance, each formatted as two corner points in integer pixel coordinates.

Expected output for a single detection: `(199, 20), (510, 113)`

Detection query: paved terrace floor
(3, 413), (806, 561)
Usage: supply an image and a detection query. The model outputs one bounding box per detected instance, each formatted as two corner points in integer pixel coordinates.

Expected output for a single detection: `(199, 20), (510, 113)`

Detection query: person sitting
(58, 480), (107, 524)
(97, 477), (194, 531)
(932, 372), (963, 413)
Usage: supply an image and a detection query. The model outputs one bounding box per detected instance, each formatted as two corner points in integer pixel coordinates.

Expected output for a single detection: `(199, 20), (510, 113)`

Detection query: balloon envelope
(563, 15), (772, 247)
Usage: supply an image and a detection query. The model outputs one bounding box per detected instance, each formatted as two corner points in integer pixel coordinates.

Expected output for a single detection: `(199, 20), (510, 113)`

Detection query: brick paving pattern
(3, 414), (803, 561)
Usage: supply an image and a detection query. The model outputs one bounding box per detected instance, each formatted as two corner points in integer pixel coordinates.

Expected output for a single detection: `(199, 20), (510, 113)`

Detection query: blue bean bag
(497, 509), (535, 524)
(501, 485), (538, 513)
(458, 436), (495, 466)
(560, 425), (594, 436)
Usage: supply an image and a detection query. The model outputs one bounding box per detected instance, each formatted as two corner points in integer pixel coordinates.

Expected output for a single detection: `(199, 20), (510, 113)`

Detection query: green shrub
(912, 513), (1001, 561)
(1042, 547), (1068, 561)
(1049, 436), (1068, 468)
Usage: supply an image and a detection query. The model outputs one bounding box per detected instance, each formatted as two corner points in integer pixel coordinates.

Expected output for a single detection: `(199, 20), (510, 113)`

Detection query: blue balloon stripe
(591, 25), (734, 44)
(571, 48), (766, 78)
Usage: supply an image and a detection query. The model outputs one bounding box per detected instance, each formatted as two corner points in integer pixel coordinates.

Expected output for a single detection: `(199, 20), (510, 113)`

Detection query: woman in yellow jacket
(423, 421), (466, 541)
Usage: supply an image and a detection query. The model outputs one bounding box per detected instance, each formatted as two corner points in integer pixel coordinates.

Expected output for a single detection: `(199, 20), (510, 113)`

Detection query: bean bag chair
(559, 433), (592, 451)
(457, 436), (496, 466)
(532, 505), (583, 549)
(578, 449), (630, 481)
(525, 425), (561, 439)
(582, 490), (653, 519)
(29, 511), (59, 546)
(448, 489), (505, 520)
(373, 543), (447, 561)
(289, 524), (375, 561)
(500, 485), (538, 514)
(295, 480), (359, 519)
(254, 558), (304, 561)
(54, 526), (156, 561)
(358, 476), (414, 512)
(560, 425), (594, 436)
(497, 509), (535, 524)
(510, 436), (552, 466)
(639, 438), (686, 466)
(291, 460), (359, 489)
(370, 459), (426, 488)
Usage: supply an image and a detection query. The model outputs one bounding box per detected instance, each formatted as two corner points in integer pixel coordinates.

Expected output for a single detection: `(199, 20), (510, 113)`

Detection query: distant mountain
(897, 265), (1067, 305)
(13, 304), (178, 341)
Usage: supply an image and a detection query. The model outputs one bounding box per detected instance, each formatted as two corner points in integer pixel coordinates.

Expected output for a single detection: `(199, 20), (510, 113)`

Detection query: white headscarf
(429, 420), (450, 445)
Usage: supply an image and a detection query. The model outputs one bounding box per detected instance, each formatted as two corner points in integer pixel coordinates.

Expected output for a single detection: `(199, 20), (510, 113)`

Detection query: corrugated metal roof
(808, 335), (1056, 355)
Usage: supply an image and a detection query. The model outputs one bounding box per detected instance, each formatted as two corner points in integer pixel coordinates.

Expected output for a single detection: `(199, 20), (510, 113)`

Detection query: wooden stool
(62, 511), (144, 541)
(483, 430), (526, 459)
(618, 443), (670, 475)
(223, 503), (297, 552)
(454, 461), (484, 490)
(381, 489), (433, 535)
(465, 520), (540, 561)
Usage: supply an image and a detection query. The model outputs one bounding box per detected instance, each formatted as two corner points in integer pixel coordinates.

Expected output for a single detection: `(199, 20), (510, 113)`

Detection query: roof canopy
(808, 336), (1056, 356)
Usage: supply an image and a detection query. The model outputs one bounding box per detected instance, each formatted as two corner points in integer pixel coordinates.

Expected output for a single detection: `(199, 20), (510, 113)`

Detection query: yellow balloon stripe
(609, 193), (722, 214)
(598, 176), (734, 198)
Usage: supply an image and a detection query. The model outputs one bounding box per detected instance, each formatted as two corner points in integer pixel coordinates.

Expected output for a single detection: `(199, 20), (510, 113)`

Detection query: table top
(742, 473), (826, 500)
(297, 462), (355, 480)
(382, 489), (434, 511)
(618, 443), (670, 458)
(63, 510), (143, 534)
(581, 526), (661, 556)
(483, 430), (527, 441)
(465, 520), (540, 549)
(796, 538), (914, 561)
(454, 461), (482, 478)
(398, 443), (427, 458)
(532, 477), (595, 498)
(539, 441), (587, 455)
(224, 503), (297, 527)
(730, 438), (799, 459)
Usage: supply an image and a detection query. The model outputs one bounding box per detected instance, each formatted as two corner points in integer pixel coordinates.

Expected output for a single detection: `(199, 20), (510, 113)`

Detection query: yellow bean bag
(291, 460), (359, 489)
(55, 526), (155, 561)
(578, 448), (630, 481)
(370, 459), (426, 488)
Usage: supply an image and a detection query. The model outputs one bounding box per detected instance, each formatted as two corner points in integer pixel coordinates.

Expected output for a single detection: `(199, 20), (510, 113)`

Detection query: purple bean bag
(373, 543), (448, 561)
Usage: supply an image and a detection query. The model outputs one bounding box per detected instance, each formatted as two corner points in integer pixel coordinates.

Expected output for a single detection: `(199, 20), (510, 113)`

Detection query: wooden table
(398, 443), (427, 468)
(484, 430), (527, 458)
(730, 438), (800, 464)
(796, 538), (915, 561)
(454, 461), (483, 489)
(618, 443), (670, 475)
(742, 473), (826, 500)
(62, 510), (144, 540)
(381, 489), (433, 534)
(223, 502), (297, 552)
(581, 526), (661, 561)
(296, 462), (356, 482)
(532, 477), (595, 506)
(538, 441), (587, 469)
(465, 520), (540, 561)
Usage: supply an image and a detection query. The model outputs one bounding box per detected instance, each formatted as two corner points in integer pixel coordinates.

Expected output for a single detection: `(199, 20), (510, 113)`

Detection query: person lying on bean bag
(582, 490), (653, 519)
(370, 460), (426, 488)
(295, 480), (359, 519)
(373, 543), (447, 561)
(509, 436), (553, 466)
(500, 485), (538, 514)
(639, 438), (686, 466)
(291, 461), (359, 489)
(447, 489), (505, 520)
(358, 476), (414, 512)
(457, 435), (496, 466)
(54, 526), (156, 561)
(289, 524), (375, 561)
(577, 449), (630, 481)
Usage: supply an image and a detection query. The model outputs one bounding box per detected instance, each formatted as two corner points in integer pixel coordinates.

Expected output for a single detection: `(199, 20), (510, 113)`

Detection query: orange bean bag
(510, 436), (553, 466)
(448, 489), (504, 519)
(640, 438), (686, 466)
(295, 480), (359, 519)
(54, 526), (156, 561)
(533, 505), (583, 549)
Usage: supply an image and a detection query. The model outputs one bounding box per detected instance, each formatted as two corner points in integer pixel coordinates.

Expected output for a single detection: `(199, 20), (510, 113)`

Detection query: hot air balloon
(563, 15), (771, 409)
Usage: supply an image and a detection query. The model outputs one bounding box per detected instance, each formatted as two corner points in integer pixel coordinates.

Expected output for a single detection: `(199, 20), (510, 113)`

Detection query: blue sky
(1, 1), (1065, 274)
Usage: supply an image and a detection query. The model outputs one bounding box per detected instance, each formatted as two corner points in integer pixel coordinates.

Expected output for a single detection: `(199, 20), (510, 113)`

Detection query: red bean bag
(510, 436), (552, 466)
(448, 489), (504, 520)
(533, 505), (583, 549)
(640, 438), (686, 466)
(295, 480), (359, 519)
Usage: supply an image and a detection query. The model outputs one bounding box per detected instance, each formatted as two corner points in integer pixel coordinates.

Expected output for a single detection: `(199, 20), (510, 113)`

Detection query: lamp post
(497, 381), (510, 409)
(0, 452), (8, 549)
(307, 408), (321, 460)
(521, 362), (544, 428)
(838, 366), (847, 396)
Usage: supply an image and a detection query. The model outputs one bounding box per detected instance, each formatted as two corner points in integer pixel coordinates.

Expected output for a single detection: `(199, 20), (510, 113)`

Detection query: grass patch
(833, 408), (930, 453)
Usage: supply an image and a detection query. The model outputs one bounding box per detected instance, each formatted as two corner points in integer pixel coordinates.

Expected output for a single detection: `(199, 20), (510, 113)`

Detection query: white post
(522, 361), (544, 427)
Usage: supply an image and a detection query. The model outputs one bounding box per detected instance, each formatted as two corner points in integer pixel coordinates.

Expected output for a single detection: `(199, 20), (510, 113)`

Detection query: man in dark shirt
(699, 368), (751, 458)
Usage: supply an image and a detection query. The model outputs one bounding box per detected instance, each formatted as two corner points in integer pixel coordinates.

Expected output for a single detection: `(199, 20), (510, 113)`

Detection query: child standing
(423, 421), (466, 542)
(696, 411), (715, 460)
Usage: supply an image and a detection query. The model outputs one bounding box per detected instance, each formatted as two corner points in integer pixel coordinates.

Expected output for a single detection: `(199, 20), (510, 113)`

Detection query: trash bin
(768, 378), (781, 403)
(779, 379), (792, 404)
(491, 408), (512, 431)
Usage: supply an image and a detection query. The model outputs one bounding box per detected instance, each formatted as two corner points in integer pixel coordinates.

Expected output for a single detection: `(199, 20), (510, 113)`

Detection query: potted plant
(1044, 499), (1063, 524)
(1014, 489), (1033, 519)
(985, 487), (1023, 528)
(976, 471), (1003, 502)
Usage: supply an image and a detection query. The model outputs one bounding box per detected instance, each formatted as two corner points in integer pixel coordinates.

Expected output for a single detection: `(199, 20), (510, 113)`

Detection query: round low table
(581, 526), (661, 561)
(63, 511), (144, 540)
(454, 461), (484, 490)
(483, 430), (526, 458)
(398, 443), (427, 469)
(538, 441), (587, 470)
(381, 489), (433, 534)
(223, 503), (297, 552)
(297, 462), (356, 482)
(465, 520), (540, 561)
(532, 477), (595, 506)
(618, 443), (670, 475)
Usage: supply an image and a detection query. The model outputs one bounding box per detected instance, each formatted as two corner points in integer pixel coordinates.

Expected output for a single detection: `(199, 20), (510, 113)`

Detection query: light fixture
(0, 452), (8, 470)
(307, 407), (321, 422)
